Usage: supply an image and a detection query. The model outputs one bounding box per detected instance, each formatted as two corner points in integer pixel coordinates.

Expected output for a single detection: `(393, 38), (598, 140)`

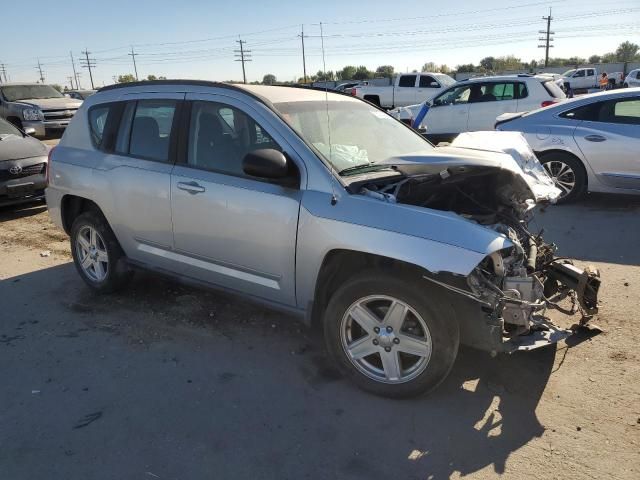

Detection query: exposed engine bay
(347, 132), (601, 351)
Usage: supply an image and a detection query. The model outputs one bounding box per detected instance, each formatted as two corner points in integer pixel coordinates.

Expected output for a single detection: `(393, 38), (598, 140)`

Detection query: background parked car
(334, 82), (361, 93)
(352, 72), (456, 108)
(66, 89), (97, 100)
(623, 69), (640, 88)
(0, 83), (82, 138)
(555, 67), (624, 92)
(391, 74), (566, 144)
(0, 116), (48, 207)
(496, 88), (640, 202)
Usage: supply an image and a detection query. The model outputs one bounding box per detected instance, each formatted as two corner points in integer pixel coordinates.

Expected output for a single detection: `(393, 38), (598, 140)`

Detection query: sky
(2, 0), (639, 88)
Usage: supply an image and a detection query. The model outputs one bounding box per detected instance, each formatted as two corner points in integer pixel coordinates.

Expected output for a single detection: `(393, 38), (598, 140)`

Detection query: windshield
(561, 69), (576, 77)
(435, 74), (456, 88)
(274, 100), (433, 173)
(0, 117), (22, 138)
(1, 84), (64, 102)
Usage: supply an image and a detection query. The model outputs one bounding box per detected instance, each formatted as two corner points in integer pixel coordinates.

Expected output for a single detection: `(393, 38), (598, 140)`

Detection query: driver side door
(423, 84), (473, 136)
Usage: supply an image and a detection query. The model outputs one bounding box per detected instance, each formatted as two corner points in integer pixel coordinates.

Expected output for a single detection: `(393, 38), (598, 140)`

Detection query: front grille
(43, 108), (77, 121)
(0, 163), (45, 180)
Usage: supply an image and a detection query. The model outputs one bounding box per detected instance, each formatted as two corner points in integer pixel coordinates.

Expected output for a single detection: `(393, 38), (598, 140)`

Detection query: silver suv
(46, 81), (600, 397)
(0, 83), (82, 137)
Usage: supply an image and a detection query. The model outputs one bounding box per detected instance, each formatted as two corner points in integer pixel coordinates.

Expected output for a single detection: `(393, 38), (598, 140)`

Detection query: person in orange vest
(599, 72), (609, 90)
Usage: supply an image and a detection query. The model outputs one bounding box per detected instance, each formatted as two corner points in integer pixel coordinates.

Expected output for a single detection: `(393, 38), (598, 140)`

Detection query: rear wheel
(70, 211), (132, 293)
(539, 152), (586, 204)
(324, 271), (459, 398)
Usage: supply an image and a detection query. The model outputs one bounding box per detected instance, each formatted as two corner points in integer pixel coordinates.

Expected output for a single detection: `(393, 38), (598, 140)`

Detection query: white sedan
(496, 88), (640, 203)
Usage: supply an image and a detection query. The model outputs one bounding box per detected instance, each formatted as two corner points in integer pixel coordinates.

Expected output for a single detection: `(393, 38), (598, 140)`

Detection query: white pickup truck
(351, 72), (456, 109)
(555, 67), (624, 91)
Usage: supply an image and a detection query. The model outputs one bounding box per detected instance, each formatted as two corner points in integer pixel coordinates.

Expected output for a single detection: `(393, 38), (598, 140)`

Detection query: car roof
(463, 75), (548, 83)
(0, 82), (49, 87)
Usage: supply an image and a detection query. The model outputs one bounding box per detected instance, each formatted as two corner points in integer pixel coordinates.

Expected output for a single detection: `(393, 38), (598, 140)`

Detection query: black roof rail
(97, 79), (232, 92)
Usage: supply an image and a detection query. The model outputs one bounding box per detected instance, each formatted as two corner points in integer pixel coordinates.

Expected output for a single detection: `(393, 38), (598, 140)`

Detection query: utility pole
(298, 25), (307, 83)
(36, 60), (45, 83)
(234, 37), (251, 84)
(538, 7), (554, 68)
(70, 51), (81, 89)
(128, 46), (139, 81)
(67, 76), (75, 90)
(80, 49), (96, 89)
(0, 63), (7, 83)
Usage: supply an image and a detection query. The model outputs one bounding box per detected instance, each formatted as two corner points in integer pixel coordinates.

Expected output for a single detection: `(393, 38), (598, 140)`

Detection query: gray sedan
(0, 117), (48, 206)
(496, 88), (640, 202)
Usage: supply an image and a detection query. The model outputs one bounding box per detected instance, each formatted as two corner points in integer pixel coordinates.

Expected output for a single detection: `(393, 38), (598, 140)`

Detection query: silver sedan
(496, 88), (640, 203)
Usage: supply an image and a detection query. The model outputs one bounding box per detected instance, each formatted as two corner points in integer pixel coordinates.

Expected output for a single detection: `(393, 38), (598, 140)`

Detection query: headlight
(23, 108), (44, 121)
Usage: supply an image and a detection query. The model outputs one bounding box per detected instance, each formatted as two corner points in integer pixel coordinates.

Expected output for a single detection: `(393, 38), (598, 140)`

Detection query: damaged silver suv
(46, 81), (601, 397)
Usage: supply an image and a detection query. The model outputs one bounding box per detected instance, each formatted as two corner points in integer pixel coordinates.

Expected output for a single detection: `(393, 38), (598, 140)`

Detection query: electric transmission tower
(234, 37), (252, 84)
(539, 8), (554, 68)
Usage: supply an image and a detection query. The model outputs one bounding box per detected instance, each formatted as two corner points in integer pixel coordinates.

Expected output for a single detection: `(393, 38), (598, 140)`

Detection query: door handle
(584, 134), (606, 142)
(177, 181), (206, 194)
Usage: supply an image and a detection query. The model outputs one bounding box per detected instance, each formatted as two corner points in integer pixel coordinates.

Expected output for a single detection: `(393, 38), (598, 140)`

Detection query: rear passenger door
(467, 82), (519, 131)
(93, 92), (184, 269)
(169, 93), (302, 305)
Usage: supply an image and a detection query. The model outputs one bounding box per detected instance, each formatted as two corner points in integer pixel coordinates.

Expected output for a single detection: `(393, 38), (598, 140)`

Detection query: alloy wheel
(544, 160), (576, 198)
(340, 295), (432, 384)
(76, 225), (109, 282)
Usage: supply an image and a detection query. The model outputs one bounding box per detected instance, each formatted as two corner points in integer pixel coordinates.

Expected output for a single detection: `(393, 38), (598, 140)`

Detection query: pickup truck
(352, 72), (456, 109)
(555, 68), (624, 92)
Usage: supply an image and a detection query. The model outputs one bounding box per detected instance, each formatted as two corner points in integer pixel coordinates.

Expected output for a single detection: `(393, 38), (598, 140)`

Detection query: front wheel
(539, 152), (586, 203)
(324, 271), (459, 398)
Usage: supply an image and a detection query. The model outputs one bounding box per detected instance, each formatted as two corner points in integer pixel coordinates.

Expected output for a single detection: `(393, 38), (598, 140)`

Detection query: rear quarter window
(542, 81), (566, 99)
(88, 105), (111, 147)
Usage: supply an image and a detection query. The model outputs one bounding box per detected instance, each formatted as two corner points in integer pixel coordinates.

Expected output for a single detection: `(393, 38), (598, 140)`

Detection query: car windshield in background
(0, 117), (22, 138)
(561, 69), (576, 77)
(1, 85), (64, 102)
(436, 75), (456, 87)
(274, 100), (432, 173)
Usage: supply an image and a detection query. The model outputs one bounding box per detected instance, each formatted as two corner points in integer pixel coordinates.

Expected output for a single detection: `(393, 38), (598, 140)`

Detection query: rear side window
(115, 100), (177, 162)
(472, 82), (515, 102)
(560, 98), (640, 124)
(398, 75), (417, 87)
(542, 80), (566, 99)
(88, 105), (111, 147)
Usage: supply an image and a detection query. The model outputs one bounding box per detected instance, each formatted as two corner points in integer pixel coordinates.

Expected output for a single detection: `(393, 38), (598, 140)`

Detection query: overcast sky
(2, 0), (639, 87)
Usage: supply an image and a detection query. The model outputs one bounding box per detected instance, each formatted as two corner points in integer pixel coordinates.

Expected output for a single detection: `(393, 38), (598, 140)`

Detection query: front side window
(573, 70), (585, 78)
(274, 99), (432, 173)
(187, 101), (281, 177)
(128, 100), (177, 161)
(398, 75), (417, 87)
(419, 75), (439, 88)
(433, 85), (472, 106)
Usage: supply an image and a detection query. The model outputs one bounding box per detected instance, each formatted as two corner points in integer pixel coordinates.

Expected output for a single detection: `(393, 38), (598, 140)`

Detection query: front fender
(295, 190), (512, 308)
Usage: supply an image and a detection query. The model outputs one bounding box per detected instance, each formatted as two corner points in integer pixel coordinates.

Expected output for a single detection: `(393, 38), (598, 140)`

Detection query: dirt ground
(1, 192), (639, 479)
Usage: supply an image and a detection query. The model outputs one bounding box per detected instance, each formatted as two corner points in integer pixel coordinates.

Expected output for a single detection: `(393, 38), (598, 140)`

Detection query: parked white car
(351, 72), (456, 109)
(555, 68), (624, 92)
(390, 75), (566, 143)
(496, 88), (640, 202)
(623, 69), (640, 88)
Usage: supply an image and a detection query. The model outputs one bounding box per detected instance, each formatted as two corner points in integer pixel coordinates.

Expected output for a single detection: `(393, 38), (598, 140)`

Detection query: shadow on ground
(0, 201), (47, 222)
(1, 263), (562, 479)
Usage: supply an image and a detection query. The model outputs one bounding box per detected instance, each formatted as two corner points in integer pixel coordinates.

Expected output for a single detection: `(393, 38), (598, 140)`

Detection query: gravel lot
(1, 147), (639, 478)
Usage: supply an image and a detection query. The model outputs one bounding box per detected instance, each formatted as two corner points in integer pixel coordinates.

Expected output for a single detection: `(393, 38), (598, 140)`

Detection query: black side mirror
(243, 148), (289, 179)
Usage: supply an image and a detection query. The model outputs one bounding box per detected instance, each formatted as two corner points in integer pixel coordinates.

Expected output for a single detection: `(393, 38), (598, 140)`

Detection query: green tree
(439, 64), (451, 74)
(479, 56), (496, 71)
(146, 74), (157, 81)
(615, 41), (640, 62)
(375, 65), (394, 78)
(51, 84), (63, 93)
(262, 74), (277, 85)
(456, 63), (476, 73)
(315, 70), (334, 81)
(494, 55), (522, 70)
(353, 66), (372, 80)
(338, 65), (357, 80)
(588, 55), (601, 64)
(421, 62), (437, 72)
(600, 52), (617, 63)
(117, 74), (136, 83)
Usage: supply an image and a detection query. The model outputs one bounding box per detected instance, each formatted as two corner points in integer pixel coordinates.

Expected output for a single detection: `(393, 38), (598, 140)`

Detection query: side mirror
(430, 82), (439, 87)
(24, 127), (36, 135)
(243, 148), (289, 179)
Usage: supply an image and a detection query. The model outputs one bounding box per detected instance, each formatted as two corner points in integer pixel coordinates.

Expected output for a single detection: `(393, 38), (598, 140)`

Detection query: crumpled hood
(13, 98), (82, 110)
(0, 134), (47, 162)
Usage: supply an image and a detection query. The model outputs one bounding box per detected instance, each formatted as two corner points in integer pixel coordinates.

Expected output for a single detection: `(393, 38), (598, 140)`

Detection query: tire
(70, 210), (132, 293)
(363, 95), (380, 107)
(323, 270), (459, 398)
(539, 152), (586, 204)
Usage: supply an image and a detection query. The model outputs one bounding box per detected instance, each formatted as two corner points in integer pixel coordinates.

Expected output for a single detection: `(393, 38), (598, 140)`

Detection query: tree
(375, 65), (394, 78)
(315, 70), (334, 81)
(117, 74), (136, 83)
(51, 84), (63, 93)
(615, 41), (640, 62)
(479, 56), (496, 71)
(353, 66), (372, 80)
(422, 62), (437, 72)
(262, 74), (277, 85)
(147, 74), (157, 81)
(439, 64), (451, 74)
(338, 65), (357, 80)
(456, 63), (476, 73)
(494, 55), (522, 71)
(588, 55), (601, 64)
(600, 52), (617, 63)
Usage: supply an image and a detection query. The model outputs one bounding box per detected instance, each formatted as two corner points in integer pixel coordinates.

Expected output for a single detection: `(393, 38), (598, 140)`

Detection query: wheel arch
(60, 195), (104, 235)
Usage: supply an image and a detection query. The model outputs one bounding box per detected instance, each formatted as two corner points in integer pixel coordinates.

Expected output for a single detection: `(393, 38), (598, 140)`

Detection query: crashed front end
(357, 131), (602, 353)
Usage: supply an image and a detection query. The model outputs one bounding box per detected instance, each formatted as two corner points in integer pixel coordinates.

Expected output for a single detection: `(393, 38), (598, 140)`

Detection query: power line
(539, 7), (555, 67)
(128, 46), (139, 80)
(80, 49), (96, 89)
(234, 37), (251, 84)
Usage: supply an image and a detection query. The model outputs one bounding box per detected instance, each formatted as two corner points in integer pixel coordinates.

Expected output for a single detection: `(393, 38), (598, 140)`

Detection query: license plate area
(6, 183), (35, 198)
